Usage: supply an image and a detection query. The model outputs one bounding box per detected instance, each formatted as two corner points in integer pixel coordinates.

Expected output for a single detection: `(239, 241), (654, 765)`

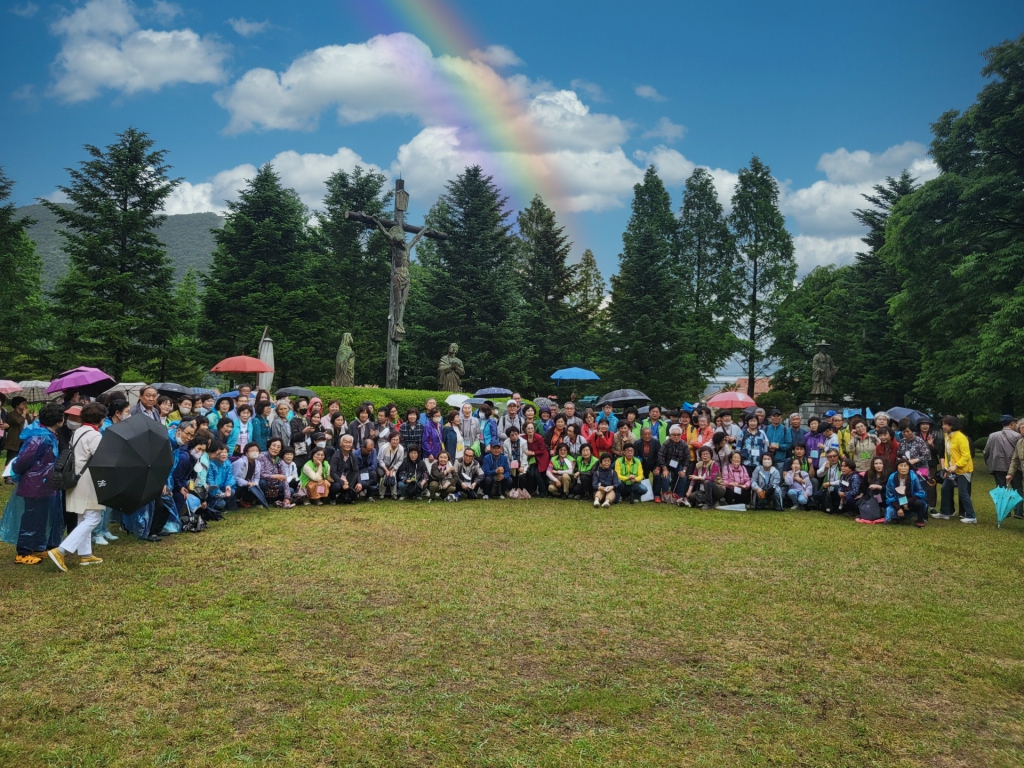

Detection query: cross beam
(344, 210), (449, 240)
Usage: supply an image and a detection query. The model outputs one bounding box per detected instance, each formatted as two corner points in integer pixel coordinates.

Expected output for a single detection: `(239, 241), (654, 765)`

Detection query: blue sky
(2, 0), (1021, 291)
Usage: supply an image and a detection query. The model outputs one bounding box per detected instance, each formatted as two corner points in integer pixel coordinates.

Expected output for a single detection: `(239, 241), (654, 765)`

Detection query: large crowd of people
(1, 383), (1021, 572)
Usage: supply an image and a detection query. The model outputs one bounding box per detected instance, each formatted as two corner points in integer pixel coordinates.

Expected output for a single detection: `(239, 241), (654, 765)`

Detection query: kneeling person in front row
(593, 453), (618, 507)
(615, 444), (645, 504)
(483, 442), (512, 499)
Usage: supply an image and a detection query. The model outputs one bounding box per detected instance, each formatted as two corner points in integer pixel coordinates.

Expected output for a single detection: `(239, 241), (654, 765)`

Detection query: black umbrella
(886, 407), (930, 427)
(151, 382), (191, 399)
(276, 386), (318, 399)
(90, 415), (174, 513)
(474, 387), (514, 397)
(596, 388), (651, 407)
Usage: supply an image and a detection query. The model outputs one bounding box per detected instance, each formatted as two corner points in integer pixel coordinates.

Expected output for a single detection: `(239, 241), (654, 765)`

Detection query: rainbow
(350, 0), (573, 230)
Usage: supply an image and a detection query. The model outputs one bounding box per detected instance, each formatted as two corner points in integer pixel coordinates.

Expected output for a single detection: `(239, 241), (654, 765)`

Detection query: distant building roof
(732, 377), (772, 396)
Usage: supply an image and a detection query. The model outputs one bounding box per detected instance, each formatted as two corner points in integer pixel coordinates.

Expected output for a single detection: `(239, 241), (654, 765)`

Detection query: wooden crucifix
(345, 179), (447, 388)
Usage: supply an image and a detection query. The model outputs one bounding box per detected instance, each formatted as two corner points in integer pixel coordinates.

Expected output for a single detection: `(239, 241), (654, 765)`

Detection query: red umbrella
(210, 356), (274, 375)
(706, 391), (757, 409)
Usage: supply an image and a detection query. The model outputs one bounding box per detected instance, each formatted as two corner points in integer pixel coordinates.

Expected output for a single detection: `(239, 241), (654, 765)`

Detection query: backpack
(50, 430), (93, 492)
(857, 496), (883, 521)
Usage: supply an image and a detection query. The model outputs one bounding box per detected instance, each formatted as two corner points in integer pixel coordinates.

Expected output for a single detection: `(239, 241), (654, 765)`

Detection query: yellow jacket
(615, 456), (644, 484)
(944, 431), (974, 474)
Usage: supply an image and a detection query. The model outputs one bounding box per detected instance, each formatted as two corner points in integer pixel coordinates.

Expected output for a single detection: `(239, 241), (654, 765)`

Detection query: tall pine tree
(515, 195), (578, 391)
(606, 166), (680, 404)
(44, 128), (178, 380)
(674, 167), (741, 395)
(159, 268), (206, 384)
(729, 156), (796, 398)
(202, 165), (325, 386)
(405, 166), (525, 391)
(0, 168), (49, 378)
(315, 166), (393, 385)
(567, 248), (607, 373)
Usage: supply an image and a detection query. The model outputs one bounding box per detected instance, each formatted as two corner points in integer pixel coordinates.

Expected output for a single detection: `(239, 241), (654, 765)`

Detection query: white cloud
(164, 146), (382, 215)
(632, 146), (739, 208)
(11, 2), (38, 17)
(45, 188), (70, 203)
(642, 117), (686, 143)
(570, 78), (608, 103)
(792, 235), (864, 274)
(816, 141), (936, 184)
(228, 17), (269, 37)
(635, 84), (666, 101)
(468, 44), (523, 68)
(150, 1), (181, 23)
(49, 0), (228, 102)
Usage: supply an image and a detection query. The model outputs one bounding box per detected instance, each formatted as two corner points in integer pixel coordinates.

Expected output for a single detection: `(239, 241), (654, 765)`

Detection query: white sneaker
(499, 495), (505, 500)
(593, 500), (600, 507)
(102, 531), (118, 541)
(602, 501), (611, 508)
(960, 516), (978, 524)
(931, 512), (951, 519)
(92, 536), (109, 546)
(482, 495), (489, 500)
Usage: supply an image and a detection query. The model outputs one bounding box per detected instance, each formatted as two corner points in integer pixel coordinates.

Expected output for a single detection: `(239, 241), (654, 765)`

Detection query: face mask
(190, 448), (203, 459)
(179, 406), (191, 415)
(316, 441), (326, 448)
(433, 417), (441, 424)
(67, 420), (81, 430)
(247, 451), (259, 460)
(197, 407), (208, 416)
(298, 407), (308, 415)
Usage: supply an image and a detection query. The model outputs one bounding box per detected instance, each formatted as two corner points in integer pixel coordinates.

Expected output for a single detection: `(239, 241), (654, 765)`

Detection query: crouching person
(886, 457), (928, 527)
(483, 442), (512, 499)
(377, 432), (404, 500)
(397, 445), (428, 499)
(592, 453), (618, 508)
(750, 454), (783, 510)
(329, 434), (359, 504)
(615, 444), (645, 504)
(206, 440), (237, 516)
(428, 451), (457, 501)
(456, 448), (484, 499)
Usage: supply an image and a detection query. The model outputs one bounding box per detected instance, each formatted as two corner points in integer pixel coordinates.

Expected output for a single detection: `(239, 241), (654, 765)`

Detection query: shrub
(309, 387), (535, 417)
(755, 390), (797, 417)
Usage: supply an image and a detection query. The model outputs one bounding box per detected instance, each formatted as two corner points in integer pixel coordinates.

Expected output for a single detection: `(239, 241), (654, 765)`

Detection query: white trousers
(60, 509), (102, 557)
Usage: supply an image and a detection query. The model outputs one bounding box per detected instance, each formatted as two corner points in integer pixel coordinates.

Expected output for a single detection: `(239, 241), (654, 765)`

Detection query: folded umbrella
(248, 485), (269, 509)
(90, 416), (174, 513)
(47, 367), (116, 397)
(991, 485), (1024, 528)
(276, 386), (318, 399)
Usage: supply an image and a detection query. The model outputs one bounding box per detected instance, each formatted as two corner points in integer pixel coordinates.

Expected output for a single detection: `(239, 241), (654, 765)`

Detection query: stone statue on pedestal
(333, 333), (355, 388)
(438, 343), (465, 392)
(811, 340), (838, 399)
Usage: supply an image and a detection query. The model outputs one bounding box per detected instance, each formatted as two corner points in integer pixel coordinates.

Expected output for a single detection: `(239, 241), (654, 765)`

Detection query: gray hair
(669, 425), (682, 435)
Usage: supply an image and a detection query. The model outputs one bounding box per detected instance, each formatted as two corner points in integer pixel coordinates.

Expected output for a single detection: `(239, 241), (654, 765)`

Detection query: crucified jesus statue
(344, 179), (448, 388)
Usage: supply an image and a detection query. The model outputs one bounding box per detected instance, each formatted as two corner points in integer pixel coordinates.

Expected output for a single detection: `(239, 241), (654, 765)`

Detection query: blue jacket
(838, 472), (862, 501)
(885, 470), (925, 519)
(356, 448), (378, 473)
(594, 466), (618, 488)
(207, 457), (237, 497)
(480, 417), (498, 448)
(598, 412), (618, 432)
(482, 453), (510, 478)
(249, 416), (270, 453)
(442, 425), (458, 459)
(764, 423), (793, 464)
(171, 447), (196, 497)
(12, 422), (60, 498)
(737, 429), (770, 466)
(422, 421), (444, 459)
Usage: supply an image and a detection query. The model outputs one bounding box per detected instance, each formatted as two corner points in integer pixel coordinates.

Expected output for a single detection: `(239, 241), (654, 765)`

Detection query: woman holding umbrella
(45, 403), (108, 571)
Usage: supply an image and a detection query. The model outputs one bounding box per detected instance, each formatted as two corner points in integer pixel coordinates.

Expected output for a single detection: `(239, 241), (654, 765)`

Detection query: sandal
(15, 554), (41, 565)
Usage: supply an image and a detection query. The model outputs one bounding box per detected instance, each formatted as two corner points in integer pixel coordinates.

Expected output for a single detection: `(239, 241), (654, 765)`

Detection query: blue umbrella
(991, 486), (1024, 527)
(551, 367), (600, 381)
(886, 407), (930, 427)
(474, 387), (513, 397)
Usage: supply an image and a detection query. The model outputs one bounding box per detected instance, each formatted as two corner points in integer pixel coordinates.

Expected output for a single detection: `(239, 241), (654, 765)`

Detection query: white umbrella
(16, 380), (54, 403)
(445, 393), (469, 407)
(257, 326), (274, 392)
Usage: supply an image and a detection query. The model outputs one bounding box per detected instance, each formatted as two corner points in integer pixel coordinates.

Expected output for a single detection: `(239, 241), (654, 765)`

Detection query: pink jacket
(722, 463), (750, 488)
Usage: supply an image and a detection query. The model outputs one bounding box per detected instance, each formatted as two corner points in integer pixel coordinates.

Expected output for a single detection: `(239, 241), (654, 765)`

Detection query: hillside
(20, 204), (224, 290)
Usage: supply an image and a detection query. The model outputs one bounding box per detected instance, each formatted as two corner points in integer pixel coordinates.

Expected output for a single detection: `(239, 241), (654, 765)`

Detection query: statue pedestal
(800, 401), (842, 422)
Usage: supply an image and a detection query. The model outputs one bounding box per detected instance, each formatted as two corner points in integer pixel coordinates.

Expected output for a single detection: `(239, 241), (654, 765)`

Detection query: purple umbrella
(47, 366), (116, 397)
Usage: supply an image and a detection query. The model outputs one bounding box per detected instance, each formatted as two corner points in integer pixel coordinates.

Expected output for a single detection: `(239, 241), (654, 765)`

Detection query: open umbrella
(151, 382), (191, 399)
(596, 388), (651, 407)
(886, 407), (930, 427)
(464, 397), (488, 406)
(551, 367), (600, 382)
(47, 367), (116, 397)
(211, 356), (273, 375)
(191, 387), (218, 396)
(533, 397), (557, 410)
(707, 391), (757, 409)
(445, 393), (469, 407)
(991, 486), (1024, 528)
(15, 381), (52, 403)
(276, 386), (317, 399)
(90, 415), (175, 513)
(0, 380), (21, 395)
(474, 387), (513, 397)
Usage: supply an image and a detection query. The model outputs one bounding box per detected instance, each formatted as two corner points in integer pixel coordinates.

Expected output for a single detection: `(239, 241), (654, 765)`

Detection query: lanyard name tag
(669, 459), (679, 469)
(841, 480), (850, 487)
(899, 495), (909, 505)
(733, 486), (742, 493)
(751, 450), (760, 458)
(810, 450), (819, 459)
(360, 472), (370, 482)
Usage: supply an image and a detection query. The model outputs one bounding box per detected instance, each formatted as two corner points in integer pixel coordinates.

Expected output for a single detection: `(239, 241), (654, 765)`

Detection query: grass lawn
(2, 470), (1024, 767)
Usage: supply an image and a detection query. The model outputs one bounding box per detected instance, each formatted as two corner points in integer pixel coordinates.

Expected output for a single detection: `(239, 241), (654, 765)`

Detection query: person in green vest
(615, 443), (646, 504)
(572, 443), (598, 500)
(641, 405), (670, 444)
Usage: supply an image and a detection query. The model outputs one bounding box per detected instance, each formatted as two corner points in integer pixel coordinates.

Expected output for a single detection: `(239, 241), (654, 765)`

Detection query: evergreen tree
(606, 166), (680, 404)
(674, 167), (742, 395)
(315, 166), (393, 385)
(43, 128), (179, 380)
(159, 268), (205, 384)
(515, 195), (578, 391)
(0, 168), (49, 377)
(567, 248), (607, 374)
(405, 166), (525, 391)
(729, 156), (796, 398)
(202, 165), (325, 386)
